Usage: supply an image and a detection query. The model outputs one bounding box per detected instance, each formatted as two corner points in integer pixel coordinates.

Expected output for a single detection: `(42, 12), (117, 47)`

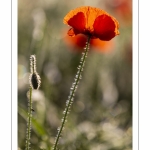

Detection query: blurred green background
(18, 0), (132, 149)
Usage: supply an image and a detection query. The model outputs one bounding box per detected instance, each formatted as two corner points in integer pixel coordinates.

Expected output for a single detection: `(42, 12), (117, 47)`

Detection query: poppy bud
(29, 55), (41, 89)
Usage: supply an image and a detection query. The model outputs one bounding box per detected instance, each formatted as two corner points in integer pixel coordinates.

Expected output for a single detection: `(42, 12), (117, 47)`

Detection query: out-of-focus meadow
(18, 0), (132, 149)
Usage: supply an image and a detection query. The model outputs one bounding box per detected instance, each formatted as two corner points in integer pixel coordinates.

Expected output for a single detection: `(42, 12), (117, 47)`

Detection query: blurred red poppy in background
(64, 33), (114, 53)
(105, 0), (132, 25)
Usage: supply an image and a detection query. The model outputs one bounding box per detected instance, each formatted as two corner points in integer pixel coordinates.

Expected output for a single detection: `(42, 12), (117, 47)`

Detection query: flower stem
(25, 87), (33, 150)
(52, 36), (91, 150)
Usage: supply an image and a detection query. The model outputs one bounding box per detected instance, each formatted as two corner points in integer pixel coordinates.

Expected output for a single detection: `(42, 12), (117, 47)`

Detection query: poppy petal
(66, 12), (86, 34)
(93, 15), (119, 41)
(67, 28), (76, 36)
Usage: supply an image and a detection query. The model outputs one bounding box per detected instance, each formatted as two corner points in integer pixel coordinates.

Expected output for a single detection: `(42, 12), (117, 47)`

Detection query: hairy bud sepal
(29, 72), (41, 90)
(29, 55), (41, 90)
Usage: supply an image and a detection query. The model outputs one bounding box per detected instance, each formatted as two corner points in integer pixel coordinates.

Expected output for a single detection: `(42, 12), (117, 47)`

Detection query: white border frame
(133, 0), (139, 149)
(12, 0), (17, 149)
(139, 0), (150, 150)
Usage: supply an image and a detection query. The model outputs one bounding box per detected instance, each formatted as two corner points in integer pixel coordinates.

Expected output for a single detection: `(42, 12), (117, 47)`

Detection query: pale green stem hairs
(25, 55), (41, 150)
(52, 36), (91, 150)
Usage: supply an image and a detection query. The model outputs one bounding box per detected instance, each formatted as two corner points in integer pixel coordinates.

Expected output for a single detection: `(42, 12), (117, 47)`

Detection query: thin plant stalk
(25, 55), (41, 150)
(52, 35), (91, 150)
(25, 87), (33, 150)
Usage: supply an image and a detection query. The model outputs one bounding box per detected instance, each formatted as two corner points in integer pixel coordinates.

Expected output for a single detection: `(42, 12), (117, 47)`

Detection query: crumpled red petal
(93, 15), (118, 41)
(67, 12), (86, 35)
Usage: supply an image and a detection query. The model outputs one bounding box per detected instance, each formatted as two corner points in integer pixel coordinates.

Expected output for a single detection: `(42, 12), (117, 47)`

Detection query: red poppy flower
(63, 6), (119, 41)
(64, 34), (114, 53)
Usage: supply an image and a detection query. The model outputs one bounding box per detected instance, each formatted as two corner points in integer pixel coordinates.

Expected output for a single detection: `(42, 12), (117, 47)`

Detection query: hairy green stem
(25, 87), (33, 150)
(52, 36), (91, 150)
